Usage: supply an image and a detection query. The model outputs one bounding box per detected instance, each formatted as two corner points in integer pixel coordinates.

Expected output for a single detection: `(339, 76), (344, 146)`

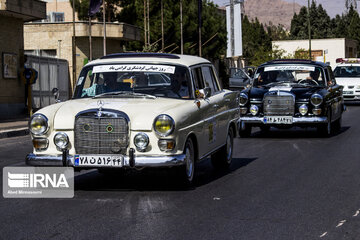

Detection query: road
(1, 105), (360, 240)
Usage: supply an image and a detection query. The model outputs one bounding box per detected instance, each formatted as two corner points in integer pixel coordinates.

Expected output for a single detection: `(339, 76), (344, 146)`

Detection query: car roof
(86, 53), (211, 68)
(258, 59), (328, 68)
(335, 63), (360, 67)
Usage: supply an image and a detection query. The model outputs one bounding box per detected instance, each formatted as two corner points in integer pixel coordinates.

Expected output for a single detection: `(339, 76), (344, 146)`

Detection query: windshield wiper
(263, 81), (289, 87)
(93, 91), (156, 99)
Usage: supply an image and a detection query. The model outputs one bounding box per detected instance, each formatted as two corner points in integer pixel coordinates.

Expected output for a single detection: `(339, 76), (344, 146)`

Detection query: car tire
(180, 138), (195, 185)
(239, 121), (252, 138)
(211, 128), (234, 169)
(318, 110), (332, 137)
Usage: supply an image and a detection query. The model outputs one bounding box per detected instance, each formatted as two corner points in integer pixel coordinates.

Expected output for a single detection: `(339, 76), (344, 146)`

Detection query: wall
(0, 15), (26, 118)
(272, 38), (358, 69)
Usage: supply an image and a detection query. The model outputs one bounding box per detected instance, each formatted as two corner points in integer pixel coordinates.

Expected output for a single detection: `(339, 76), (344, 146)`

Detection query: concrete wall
(272, 38), (358, 69)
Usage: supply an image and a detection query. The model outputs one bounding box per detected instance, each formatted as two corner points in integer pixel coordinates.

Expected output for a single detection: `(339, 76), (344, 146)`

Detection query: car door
(327, 66), (343, 121)
(201, 65), (227, 152)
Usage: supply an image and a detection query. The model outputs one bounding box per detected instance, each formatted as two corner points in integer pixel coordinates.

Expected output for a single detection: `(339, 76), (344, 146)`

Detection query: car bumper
(343, 94), (360, 101)
(239, 116), (328, 124)
(26, 153), (186, 168)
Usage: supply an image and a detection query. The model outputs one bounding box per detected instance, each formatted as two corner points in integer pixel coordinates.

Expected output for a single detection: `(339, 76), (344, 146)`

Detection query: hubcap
(185, 143), (194, 179)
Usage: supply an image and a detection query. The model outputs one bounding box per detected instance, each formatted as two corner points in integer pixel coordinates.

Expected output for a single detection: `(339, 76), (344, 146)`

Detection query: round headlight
(239, 93), (248, 106)
(250, 105), (259, 116)
(29, 114), (48, 135)
(299, 104), (308, 116)
(134, 133), (149, 151)
(54, 132), (69, 149)
(153, 114), (174, 136)
(310, 94), (323, 107)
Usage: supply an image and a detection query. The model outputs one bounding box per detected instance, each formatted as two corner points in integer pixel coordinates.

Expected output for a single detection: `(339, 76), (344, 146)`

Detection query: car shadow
(74, 157), (257, 192)
(249, 126), (350, 139)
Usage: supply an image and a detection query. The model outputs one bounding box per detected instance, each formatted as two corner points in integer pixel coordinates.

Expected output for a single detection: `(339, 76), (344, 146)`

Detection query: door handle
(213, 104), (219, 108)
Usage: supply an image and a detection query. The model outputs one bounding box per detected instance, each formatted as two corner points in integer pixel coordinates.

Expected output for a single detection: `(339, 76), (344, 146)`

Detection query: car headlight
(239, 93), (248, 106)
(153, 114), (174, 136)
(310, 94), (323, 107)
(134, 133), (149, 151)
(250, 105), (259, 116)
(29, 114), (48, 135)
(299, 104), (308, 116)
(54, 132), (69, 149)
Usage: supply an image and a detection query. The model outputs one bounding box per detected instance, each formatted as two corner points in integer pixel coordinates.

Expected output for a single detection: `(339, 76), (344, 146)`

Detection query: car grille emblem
(106, 123), (114, 133)
(83, 123), (91, 132)
(268, 100), (272, 104)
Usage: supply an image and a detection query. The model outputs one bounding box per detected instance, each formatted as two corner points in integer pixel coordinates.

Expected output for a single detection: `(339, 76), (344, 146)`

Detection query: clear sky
(212, 0), (350, 18)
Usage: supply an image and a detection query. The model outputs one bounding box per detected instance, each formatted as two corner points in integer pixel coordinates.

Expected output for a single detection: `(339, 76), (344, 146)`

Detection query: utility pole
(198, 0), (202, 57)
(72, 0), (76, 87)
(103, 0), (106, 56)
(144, 0), (147, 46)
(147, 0), (150, 46)
(161, 0), (164, 52)
(308, 0), (311, 60)
(180, 0), (183, 54)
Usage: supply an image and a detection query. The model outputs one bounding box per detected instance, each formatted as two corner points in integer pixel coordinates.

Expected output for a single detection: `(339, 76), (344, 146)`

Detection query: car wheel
(181, 138), (195, 184)
(318, 110), (332, 137)
(211, 128), (234, 169)
(239, 121), (252, 138)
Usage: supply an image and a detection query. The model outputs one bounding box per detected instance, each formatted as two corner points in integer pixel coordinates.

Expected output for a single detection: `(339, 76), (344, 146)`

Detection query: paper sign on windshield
(264, 66), (315, 72)
(93, 65), (176, 74)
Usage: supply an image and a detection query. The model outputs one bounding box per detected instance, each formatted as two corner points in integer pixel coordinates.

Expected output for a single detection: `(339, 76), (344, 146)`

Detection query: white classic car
(26, 53), (240, 184)
(334, 58), (360, 101)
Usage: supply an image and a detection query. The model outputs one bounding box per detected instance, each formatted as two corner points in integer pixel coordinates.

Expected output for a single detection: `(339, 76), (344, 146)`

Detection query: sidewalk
(0, 118), (29, 139)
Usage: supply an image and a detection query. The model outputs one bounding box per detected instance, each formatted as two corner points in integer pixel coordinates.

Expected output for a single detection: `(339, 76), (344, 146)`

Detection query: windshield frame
(72, 63), (195, 100)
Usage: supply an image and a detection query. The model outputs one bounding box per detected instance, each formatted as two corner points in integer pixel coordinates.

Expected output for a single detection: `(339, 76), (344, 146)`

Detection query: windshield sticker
(264, 66), (315, 72)
(93, 65), (176, 74)
(77, 76), (85, 86)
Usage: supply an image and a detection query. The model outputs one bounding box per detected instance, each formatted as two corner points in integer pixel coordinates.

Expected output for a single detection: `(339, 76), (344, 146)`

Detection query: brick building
(0, 0), (46, 119)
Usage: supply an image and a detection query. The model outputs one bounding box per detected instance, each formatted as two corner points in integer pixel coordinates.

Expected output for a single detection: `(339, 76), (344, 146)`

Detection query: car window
(202, 66), (220, 94)
(334, 66), (360, 78)
(73, 64), (193, 99)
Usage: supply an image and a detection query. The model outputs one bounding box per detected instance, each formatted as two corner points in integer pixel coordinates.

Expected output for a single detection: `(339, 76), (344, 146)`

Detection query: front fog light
(54, 132), (69, 149)
(33, 138), (49, 151)
(250, 105), (259, 116)
(312, 108), (322, 115)
(29, 114), (48, 135)
(240, 107), (248, 115)
(134, 133), (149, 151)
(158, 139), (175, 151)
(299, 104), (308, 116)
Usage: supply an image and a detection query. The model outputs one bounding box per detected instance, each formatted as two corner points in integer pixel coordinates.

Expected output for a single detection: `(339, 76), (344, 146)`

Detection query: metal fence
(26, 55), (70, 109)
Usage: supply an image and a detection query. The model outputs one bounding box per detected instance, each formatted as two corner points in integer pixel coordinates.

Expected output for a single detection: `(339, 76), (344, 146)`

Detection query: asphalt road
(1, 105), (360, 240)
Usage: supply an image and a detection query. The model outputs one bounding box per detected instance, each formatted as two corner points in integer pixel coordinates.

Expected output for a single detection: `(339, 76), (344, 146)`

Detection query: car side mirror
(52, 88), (60, 103)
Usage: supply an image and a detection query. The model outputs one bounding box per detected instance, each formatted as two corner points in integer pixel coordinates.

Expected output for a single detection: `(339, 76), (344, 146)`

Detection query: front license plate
(263, 116), (293, 124)
(343, 91), (354, 95)
(74, 155), (123, 167)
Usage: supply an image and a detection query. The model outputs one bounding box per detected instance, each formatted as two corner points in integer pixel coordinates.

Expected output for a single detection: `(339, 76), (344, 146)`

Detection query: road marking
(213, 197), (221, 200)
(319, 232), (327, 238)
(353, 210), (360, 217)
(336, 220), (346, 228)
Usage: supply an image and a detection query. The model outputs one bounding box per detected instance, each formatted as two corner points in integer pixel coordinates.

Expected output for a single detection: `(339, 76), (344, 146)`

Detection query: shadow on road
(249, 126), (350, 139)
(74, 157), (257, 192)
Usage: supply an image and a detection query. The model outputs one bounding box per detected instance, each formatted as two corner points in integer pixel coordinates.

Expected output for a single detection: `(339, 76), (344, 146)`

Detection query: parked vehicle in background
(26, 53), (240, 184)
(228, 67), (252, 91)
(334, 58), (360, 101)
(238, 59), (344, 137)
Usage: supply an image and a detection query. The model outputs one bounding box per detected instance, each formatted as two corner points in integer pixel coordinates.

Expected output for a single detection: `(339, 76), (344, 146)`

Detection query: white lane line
(336, 220), (346, 228)
(320, 232), (327, 238)
(213, 197), (221, 200)
(353, 210), (360, 217)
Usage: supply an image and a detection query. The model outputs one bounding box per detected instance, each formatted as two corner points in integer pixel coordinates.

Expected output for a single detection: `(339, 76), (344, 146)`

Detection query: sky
(212, 0), (350, 18)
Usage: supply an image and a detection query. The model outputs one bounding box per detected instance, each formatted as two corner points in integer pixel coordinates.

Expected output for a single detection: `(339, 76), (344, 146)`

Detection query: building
(0, 0), (46, 119)
(272, 38), (358, 68)
(24, 0), (142, 93)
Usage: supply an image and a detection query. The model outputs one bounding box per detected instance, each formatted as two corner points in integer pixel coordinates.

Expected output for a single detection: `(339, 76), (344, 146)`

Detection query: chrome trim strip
(26, 153), (186, 168)
(239, 116), (327, 124)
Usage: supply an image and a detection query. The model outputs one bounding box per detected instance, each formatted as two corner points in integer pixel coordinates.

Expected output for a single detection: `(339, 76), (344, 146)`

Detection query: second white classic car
(26, 53), (240, 184)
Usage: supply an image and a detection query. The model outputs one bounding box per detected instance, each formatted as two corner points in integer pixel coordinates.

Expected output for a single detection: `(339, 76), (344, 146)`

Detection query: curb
(0, 128), (29, 139)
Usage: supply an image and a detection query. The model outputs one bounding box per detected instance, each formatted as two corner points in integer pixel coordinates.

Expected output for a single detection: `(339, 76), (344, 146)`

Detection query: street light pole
(308, 0), (311, 60)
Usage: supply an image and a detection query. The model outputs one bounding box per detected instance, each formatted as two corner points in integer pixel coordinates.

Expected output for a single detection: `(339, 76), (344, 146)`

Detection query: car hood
(336, 77), (360, 87)
(51, 97), (186, 130)
(248, 85), (320, 99)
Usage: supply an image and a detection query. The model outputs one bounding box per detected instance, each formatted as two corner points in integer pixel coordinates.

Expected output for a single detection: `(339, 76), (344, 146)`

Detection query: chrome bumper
(239, 116), (328, 124)
(26, 153), (186, 168)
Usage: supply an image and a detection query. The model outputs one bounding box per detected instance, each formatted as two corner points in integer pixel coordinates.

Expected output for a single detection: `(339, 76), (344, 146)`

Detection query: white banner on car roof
(264, 66), (315, 72)
(93, 65), (176, 74)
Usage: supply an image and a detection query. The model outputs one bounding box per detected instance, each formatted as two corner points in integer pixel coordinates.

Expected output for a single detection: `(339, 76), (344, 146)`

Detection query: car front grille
(263, 93), (295, 116)
(74, 115), (129, 154)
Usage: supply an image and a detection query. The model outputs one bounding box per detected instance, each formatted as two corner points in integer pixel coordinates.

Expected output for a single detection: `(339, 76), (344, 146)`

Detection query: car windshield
(334, 66), (360, 78)
(253, 64), (326, 87)
(73, 64), (193, 99)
